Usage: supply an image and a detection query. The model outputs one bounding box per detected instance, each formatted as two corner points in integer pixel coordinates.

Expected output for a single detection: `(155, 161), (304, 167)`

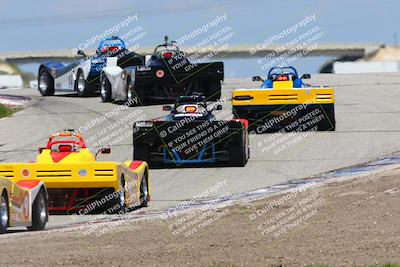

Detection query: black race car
(109, 36), (224, 105)
(132, 94), (249, 168)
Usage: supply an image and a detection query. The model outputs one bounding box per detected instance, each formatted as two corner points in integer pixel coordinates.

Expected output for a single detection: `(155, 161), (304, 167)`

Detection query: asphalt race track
(1, 73), (400, 229)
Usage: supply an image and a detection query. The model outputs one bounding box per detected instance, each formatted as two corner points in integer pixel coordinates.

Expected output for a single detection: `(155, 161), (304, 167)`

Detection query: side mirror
(301, 74), (311, 79)
(252, 76), (264, 82)
(216, 104), (223, 110)
(95, 147), (111, 159)
(163, 105), (173, 111)
(77, 50), (86, 57)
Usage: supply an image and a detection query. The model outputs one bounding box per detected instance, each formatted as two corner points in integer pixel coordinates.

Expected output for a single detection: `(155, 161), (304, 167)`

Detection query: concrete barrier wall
(333, 61), (400, 73)
(0, 75), (23, 89)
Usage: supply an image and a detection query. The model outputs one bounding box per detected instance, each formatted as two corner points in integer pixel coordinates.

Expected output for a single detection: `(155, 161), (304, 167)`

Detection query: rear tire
(318, 104), (336, 131)
(27, 189), (47, 231)
(127, 77), (145, 106)
(229, 144), (247, 167)
(0, 192), (9, 234)
(100, 75), (112, 102)
(206, 80), (221, 101)
(75, 70), (91, 97)
(140, 171), (149, 207)
(133, 143), (149, 162)
(38, 68), (55, 96)
(115, 176), (126, 214)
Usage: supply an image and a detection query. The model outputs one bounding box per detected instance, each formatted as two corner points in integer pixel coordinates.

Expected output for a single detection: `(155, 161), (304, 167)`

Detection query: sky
(0, 0), (398, 52)
(0, 0), (398, 76)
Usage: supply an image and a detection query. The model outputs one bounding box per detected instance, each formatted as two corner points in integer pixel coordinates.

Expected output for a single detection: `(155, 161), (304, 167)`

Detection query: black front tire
(100, 75), (112, 102)
(38, 68), (55, 96)
(27, 189), (47, 231)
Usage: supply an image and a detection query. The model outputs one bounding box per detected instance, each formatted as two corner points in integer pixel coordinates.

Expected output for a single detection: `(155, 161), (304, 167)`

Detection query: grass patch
(0, 103), (15, 118)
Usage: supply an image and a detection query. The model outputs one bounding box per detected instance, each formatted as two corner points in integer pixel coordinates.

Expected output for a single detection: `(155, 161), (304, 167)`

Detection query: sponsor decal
(137, 66), (151, 71)
(79, 169), (88, 177)
(156, 70), (165, 78)
(21, 169), (31, 178)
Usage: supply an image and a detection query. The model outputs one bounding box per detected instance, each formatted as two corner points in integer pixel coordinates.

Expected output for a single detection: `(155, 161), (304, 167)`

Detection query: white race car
(38, 36), (143, 97)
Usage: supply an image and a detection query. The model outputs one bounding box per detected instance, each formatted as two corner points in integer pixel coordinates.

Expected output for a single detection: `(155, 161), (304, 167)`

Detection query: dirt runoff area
(2, 168), (400, 267)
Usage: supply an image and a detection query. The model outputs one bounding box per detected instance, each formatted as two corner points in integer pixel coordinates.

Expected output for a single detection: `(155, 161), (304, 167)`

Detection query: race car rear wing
(132, 119), (248, 167)
(134, 61), (224, 85)
(133, 120), (245, 145)
(232, 87), (334, 106)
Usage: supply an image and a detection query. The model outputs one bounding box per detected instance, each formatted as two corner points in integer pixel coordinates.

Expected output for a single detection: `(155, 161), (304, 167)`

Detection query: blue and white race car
(37, 36), (143, 97)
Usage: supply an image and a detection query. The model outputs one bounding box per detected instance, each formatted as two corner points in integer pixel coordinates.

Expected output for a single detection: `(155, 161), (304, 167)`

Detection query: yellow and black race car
(232, 66), (335, 133)
(0, 177), (48, 233)
(0, 130), (150, 214)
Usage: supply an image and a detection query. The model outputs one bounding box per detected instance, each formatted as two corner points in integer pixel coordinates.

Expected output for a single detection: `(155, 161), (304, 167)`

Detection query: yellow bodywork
(232, 80), (334, 106)
(37, 147), (96, 163)
(0, 147), (150, 210)
(0, 177), (46, 228)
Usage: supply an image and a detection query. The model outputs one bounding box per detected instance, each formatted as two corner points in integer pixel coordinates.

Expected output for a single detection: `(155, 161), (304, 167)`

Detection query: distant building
(334, 61), (400, 73)
(333, 46), (400, 73)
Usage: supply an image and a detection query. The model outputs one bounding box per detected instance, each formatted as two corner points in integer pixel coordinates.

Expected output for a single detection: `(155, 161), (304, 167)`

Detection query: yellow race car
(0, 177), (48, 233)
(0, 130), (150, 214)
(232, 66), (335, 133)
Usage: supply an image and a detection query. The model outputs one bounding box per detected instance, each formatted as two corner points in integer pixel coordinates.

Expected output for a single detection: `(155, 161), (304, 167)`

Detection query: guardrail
(0, 44), (382, 63)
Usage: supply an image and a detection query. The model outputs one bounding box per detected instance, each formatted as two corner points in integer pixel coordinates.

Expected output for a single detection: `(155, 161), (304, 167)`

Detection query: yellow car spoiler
(232, 82), (334, 106)
(232, 87), (335, 106)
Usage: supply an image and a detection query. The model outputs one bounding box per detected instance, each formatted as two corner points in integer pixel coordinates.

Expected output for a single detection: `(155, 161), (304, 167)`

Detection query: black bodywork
(132, 95), (249, 168)
(130, 37), (224, 104)
(233, 104), (335, 133)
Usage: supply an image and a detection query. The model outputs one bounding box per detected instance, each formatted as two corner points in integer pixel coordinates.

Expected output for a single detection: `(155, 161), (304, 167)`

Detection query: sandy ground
(1, 167), (400, 267)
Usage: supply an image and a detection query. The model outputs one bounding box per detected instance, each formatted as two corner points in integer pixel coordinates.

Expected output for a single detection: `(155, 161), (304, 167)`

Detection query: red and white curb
(0, 94), (31, 107)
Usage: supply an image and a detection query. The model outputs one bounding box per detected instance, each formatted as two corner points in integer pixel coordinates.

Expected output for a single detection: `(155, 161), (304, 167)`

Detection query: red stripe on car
(129, 161), (143, 170)
(50, 152), (72, 163)
(16, 180), (40, 189)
